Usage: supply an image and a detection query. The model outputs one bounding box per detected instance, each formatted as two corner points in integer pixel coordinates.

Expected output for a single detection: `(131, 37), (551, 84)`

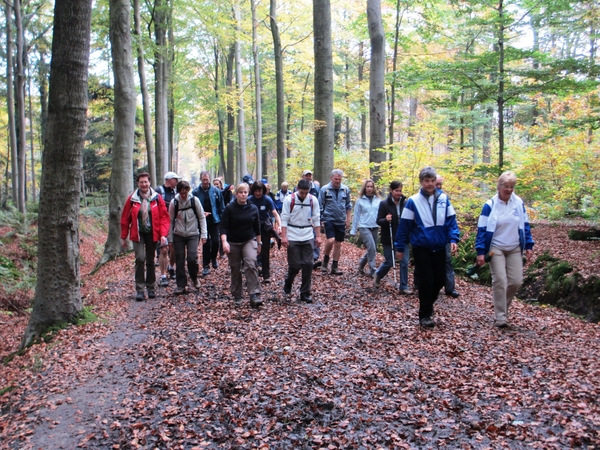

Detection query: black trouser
(174, 234), (199, 288)
(286, 240), (314, 295)
(412, 247), (446, 320)
(259, 226), (272, 279)
(133, 232), (157, 292)
(202, 221), (220, 267)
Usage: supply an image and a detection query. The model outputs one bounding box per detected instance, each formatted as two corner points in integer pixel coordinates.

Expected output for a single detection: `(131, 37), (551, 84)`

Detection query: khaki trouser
(489, 245), (523, 323)
(228, 239), (261, 298)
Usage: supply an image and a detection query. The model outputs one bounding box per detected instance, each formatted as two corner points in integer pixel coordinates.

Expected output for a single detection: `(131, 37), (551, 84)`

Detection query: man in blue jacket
(395, 166), (460, 328)
(192, 171), (225, 276)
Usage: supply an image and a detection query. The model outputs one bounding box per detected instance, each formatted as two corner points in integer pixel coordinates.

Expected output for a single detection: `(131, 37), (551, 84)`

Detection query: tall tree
(234, 2), (247, 180)
(97, 0), (137, 268)
(154, 0), (169, 182)
(270, 0), (285, 184)
(21, 0), (93, 349)
(14, 0), (27, 213)
(134, 0), (156, 185)
(367, 0), (386, 181)
(313, 0), (334, 182)
(252, 0), (263, 180)
(5, 1), (18, 206)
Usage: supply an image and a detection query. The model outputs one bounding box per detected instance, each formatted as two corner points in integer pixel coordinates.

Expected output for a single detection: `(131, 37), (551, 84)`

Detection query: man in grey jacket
(318, 169), (352, 275)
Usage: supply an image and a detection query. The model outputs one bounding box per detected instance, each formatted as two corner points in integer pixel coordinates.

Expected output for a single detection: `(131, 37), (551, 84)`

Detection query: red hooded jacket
(120, 188), (170, 243)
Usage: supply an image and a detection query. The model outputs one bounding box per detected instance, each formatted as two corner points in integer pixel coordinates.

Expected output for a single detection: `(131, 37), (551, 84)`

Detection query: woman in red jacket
(120, 172), (171, 301)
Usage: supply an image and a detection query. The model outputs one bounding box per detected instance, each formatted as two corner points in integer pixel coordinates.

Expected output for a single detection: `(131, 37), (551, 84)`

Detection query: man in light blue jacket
(395, 166), (460, 329)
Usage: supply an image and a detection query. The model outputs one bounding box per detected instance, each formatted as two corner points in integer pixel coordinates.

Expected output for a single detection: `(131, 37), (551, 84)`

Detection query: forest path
(1, 226), (600, 449)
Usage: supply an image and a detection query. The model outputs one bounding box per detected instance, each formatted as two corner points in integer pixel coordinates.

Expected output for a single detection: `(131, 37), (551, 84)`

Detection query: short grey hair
(497, 171), (517, 189)
(200, 170), (211, 179)
(419, 166), (437, 182)
(331, 169), (344, 178)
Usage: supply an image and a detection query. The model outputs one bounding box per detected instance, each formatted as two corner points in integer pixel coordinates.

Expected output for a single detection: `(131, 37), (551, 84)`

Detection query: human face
(365, 182), (375, 196)
(303, 173), (313, 182)
(236, 187), (249, 204)
(213, 180), (221, 189)
(179, 188), (190, 201)
(420, 177), (436, 196)
(137, 176), (150, 194)
(498, 181), (515, 202)
(296, 188), (309, 201)
(201, 175), (211, 190)
(331, 174), (342, 189)
(435, 177), (443, 190)
(253, 189), (263, 199)
(391, 186), (403, 201)
(166, 178), (178, 188)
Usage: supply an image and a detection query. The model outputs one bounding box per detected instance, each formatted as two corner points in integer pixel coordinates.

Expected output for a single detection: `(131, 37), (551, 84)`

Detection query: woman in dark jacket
(220, 183), (263, 307)
(373, 180), (412, 293)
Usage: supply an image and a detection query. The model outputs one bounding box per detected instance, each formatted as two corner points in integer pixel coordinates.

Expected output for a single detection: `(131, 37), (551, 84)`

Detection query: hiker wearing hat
(155, 171), (181, 287)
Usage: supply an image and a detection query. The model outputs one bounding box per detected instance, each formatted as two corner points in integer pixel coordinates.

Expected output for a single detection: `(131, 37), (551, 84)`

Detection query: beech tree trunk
(134, 0), (156, 185)
(97, 0), (137, 269)
(21, 0), (93, 350)
(367, 0), (386, 182)
(154, 0), (168, 182)
(226, 45), (235, 183)
(14, 0), (27, 214)
(5, 1), (18, 207)
(234, 3), (247, 181)
(313, 0), (334, 184)
(252, 0), (263, 180)
(270, 0), (285, 185)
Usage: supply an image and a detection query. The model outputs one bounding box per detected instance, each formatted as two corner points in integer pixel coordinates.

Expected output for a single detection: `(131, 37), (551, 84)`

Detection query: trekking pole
(389, 223), (397, 287)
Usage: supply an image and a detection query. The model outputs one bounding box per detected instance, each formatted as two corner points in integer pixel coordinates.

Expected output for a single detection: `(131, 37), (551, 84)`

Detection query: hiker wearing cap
(280, 178), (321, 303)
(297, 170), (321, 264)
(120, 172), (170, 301)
(318, 169), (352, 275)
(192, 171), (225, 277)
(155, 171), (181, 287)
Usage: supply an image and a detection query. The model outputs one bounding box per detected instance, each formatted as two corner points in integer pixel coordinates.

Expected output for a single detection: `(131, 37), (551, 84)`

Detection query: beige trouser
(489, 245), (523, 323)
(228, 239), (261, 298)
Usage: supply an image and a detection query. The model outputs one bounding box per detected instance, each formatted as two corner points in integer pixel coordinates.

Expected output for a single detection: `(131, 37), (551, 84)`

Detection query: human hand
(386, 214), (392, 222)
(222, 241), (230, 254)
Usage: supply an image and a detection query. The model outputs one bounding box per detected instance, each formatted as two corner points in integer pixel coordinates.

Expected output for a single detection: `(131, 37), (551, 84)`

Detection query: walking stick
(389, 223), (397, 287)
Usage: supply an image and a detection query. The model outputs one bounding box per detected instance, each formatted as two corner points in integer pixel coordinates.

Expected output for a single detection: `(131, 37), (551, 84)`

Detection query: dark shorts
(324, 222), (346, 242)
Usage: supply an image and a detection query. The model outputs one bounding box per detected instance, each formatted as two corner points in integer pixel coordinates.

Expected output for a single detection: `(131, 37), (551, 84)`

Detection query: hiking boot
(159, 276), (169, 287)
(330, 266), (343, 275)
(367, 269), (375, 278)
(233, 297), (243, 306)
(374, 274), (381, 288)
(193, 278), (201, 289)
(446, 290), (460, 298)
(401, 288), (414, 295)
(313, 260), (322, 270)
(419, 317), (435, 329)
(147, 290), (156, 299)
(212, 259), (219, 269)
(300, 294), (313, 304)
(168, 267), (176, 279)
(320, 262), (329, 273)
(283, 278), (292, 294)
(249, 293), (263, 307)
(494, 320), (509, 328)
(202, 266), (210, 276)
(358, 258), (367, 273)
(135, 292), (145, 302)
(174, 286), (187, 295)
(262, 277), (271, 284)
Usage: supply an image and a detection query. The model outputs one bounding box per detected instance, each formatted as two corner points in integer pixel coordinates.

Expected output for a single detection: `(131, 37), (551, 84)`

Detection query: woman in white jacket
(350, 179), (382, 277)
(169, 180), (207, 294)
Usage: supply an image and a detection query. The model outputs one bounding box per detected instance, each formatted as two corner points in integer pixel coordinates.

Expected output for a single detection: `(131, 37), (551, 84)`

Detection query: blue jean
(376, 243), (410, 290)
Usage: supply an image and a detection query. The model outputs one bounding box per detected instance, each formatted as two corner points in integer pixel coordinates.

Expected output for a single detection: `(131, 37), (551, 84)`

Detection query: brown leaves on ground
(0, 222), (599, 449)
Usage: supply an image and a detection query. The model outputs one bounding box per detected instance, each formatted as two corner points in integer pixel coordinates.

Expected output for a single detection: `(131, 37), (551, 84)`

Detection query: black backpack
(172, 198), (202, 230)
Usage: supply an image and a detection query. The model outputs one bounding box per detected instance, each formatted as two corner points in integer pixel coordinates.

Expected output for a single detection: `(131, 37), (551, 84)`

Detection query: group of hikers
(120, 166), (534, 329)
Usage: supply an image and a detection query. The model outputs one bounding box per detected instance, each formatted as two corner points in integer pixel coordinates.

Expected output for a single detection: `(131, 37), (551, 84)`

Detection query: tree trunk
(133, 0), (156, 185)
(313, 0), (334, 183)
(154, 0), (168, 182)
(27, 68), (36, 201)
(5, 1), (18, 207)
(226, 45), (235, 183)
(252, 0), (263, 180)
(367, 0), (386, 182)
(20, 0), (93, 350)
(97, 0), (137, 270)
(270, 0), (285, 186)
(214, 44), (227, 177)
(497, 0), (505, 172)
(15, 0), (27, 214)
(482, 105), (493, 163)
(358, 41), (367, 149)
(234, 3), (247, 181)
(388, 0), (403, 146)
(167, 4), (175, 171)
